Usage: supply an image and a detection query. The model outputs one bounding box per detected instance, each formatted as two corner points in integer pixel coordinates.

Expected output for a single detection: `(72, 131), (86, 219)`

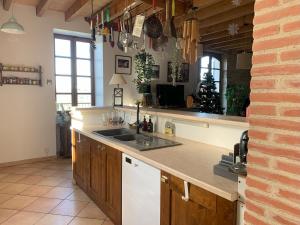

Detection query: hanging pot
(143, 0), (163, 39)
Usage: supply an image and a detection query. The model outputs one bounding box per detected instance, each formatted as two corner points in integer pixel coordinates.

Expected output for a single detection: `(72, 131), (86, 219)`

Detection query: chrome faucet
(136, 102), (140, 134)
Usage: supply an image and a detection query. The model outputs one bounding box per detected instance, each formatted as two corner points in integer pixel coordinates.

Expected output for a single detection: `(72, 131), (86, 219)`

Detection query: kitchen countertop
(73, 125), (238, 202)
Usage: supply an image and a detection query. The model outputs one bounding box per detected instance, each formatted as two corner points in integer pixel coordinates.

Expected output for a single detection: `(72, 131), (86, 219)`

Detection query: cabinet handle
(161, 175), (168, 183)
(181, 181), (190, 202)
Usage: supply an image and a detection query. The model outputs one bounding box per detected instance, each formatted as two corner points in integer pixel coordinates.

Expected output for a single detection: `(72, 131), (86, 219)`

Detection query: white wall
(0, 4), (90, 163)
(100, 36), (198, 106)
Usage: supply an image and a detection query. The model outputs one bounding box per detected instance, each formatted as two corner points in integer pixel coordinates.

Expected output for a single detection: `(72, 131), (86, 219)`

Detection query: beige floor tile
(77, 202), (106, 220)
(0, 183), (31, 195)
(0, 194), (14, 204)
(34, 214), (73, 225)
(42, 187), (74, 199)
(0, 174), (27, 183)
(52, 171), (73, 179)
(19, 185), (53, 197)
(17, 175), (45, 185)
(68, 217), (105, 225)
(0, 208), (18, 223)
(51, 200), (88, 216)
(1, 211), (45, 225)
(24, 197), (62, 213)
(33, 169), (57, 177)
(67, 189), (91, 202)
(0, 195), (38, 210)
(37, 177), (66, 186)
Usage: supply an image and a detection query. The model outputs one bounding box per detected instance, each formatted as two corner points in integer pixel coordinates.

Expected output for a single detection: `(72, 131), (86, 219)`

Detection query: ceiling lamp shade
(1, 16), (25, 34)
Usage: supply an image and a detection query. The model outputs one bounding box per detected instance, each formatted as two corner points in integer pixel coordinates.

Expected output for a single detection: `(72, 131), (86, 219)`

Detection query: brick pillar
(246, 0), (300, 224)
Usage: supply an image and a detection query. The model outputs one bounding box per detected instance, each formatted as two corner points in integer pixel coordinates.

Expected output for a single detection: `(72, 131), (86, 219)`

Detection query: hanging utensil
(119, 9), (133, 48)
(110, 27), (115, 48)
(155, 13), (168, 50)
(163, 0), (171, 38)
(170, 0), (177, 38)
(117, 20), (124, 51)
(143, 0), (163, 39)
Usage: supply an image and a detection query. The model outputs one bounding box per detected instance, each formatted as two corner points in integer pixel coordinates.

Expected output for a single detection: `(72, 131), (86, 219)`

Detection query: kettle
(230, 130), (249, 176)
(239, 130), (249, 164)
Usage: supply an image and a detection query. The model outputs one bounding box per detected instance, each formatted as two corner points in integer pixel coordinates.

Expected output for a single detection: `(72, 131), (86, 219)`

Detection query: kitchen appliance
(230, 130), (249, 176)
(122, 154), (161, 225)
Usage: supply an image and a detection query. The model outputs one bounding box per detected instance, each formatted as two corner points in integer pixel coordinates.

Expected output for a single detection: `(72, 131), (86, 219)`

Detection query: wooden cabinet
(72, 130), (121, 225)
(161, 171), (237, 225)
(72, 132), (90, 191)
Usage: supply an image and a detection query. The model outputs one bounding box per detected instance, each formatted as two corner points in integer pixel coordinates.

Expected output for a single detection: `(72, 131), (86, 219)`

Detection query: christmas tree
(196, 72), (222, 114)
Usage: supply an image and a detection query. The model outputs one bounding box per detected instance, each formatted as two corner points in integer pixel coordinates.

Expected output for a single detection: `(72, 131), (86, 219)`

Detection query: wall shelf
(0, 63), (42, 87)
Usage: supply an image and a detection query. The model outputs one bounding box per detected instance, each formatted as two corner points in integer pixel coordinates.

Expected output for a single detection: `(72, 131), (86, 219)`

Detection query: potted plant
(133, 50), (155, 94)
(225, 84), (249, 116)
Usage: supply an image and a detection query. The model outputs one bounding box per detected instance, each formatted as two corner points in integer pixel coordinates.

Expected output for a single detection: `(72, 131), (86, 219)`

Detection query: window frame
(54, 34), (95, 110)
(199, 53), (222, 93)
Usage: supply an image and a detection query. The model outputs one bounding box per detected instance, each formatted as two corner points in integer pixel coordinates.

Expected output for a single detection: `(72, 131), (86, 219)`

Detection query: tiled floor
(0, 159), (113, 225)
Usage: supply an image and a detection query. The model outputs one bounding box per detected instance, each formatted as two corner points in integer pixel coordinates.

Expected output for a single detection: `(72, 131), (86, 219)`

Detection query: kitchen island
(71, 107), (247, 225)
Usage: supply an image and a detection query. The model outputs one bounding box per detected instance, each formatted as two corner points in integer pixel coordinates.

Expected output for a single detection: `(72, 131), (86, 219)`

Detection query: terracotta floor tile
(103, 219), (114, 225)
(11, 167), (40, 175)
(0, 195), (38, 210)
(51, 200), (88, 216)
(19, 185), (53, 197)
(58, 179), (78, 189)
(33, 169), (57, 177)
(0, 183), (31, 195)
(68, 217), (105, 225)
(0, 173), (9, 179)
(0, 194), (14, 204)
(34, 214), (73, 225)
(1, 211), (45, 225)
(17, 175), (45, 185)
(77, 202), (107, 220)
(0, 208), (18, 223)
(67, 189), (91, 202)
(0, 183), (10, 190)
(37, 177), (66, 186)
(24, 197), (62, 213)
(42, 187), (74, 199)
(0, 174), (27, 183)
(52, 171), (73, 179)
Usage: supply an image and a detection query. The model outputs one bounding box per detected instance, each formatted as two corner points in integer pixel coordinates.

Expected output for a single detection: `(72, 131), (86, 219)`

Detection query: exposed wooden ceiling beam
(3, 0), (13, 11)
(198, 3), (254, 29)
(36, 0), (52, 17)
(199, 14), (253, 35)
(201, 32), (253, 45)
(212, 40), (253, 51)
(201, 25), (253, 42)
(193, 0), (223, 8)
(175, 0), (254, 26)
(65, 0), (91, 21)
(207, 37), (253, 49)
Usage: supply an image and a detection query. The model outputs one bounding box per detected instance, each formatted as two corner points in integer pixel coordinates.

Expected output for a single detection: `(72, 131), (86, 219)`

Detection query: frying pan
(143, 0), (163, 39)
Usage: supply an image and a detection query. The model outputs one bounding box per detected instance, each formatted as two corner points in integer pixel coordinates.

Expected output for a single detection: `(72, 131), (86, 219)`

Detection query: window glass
(55, 39), (71, 57)
(77, 77), (91, 93)
(201, 56), (210, 68)
(55, 58), (71, 75)
(76, 42), (91, 59)
(200, 55), (221, 93)
(56, 76), (72, 93)
(211, 57), (220, 69)
(56, 94), (72, 104)
(76, 59), (91, 76)
(212, 69), (220, 82)
(78, 94), (91, 104)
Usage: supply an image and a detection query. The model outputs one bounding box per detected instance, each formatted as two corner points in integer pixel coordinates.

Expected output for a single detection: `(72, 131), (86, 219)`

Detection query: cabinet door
(161, 171), (236, 225)
(105, 145), (122, 225)
(90, 140), (106, 203)
(73, 132), (90, 191)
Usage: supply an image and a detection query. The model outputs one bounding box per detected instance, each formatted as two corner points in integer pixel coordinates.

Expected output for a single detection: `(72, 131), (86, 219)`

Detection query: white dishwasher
(122, 153), (161, 225)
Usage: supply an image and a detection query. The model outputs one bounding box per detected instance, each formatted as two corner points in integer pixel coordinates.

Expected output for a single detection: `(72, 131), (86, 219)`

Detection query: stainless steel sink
(93, 128), (132, 137)
(93, 128), (181, 151)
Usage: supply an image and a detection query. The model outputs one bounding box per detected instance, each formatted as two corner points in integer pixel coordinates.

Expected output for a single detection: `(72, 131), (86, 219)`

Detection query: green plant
(170, 46), (183, 86)
(133, 50), (155, 93)
(226, 84), (249, 116)
(196, 72), (222, 114)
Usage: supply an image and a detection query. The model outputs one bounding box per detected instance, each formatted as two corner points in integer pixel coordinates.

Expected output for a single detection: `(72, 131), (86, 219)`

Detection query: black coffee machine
(230, 130), (249, 176)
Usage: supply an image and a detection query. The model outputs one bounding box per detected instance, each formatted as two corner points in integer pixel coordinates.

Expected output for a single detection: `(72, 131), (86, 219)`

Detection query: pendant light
(1, 2), (25, 34)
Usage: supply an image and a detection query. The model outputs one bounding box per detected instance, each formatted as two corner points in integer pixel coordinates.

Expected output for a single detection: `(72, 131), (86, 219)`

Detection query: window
(54, 34), (95, 111)
(200, 55), (221, 93)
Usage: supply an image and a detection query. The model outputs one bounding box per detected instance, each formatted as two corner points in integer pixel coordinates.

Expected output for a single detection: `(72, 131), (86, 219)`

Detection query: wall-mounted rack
(0, 63), (42, 87)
